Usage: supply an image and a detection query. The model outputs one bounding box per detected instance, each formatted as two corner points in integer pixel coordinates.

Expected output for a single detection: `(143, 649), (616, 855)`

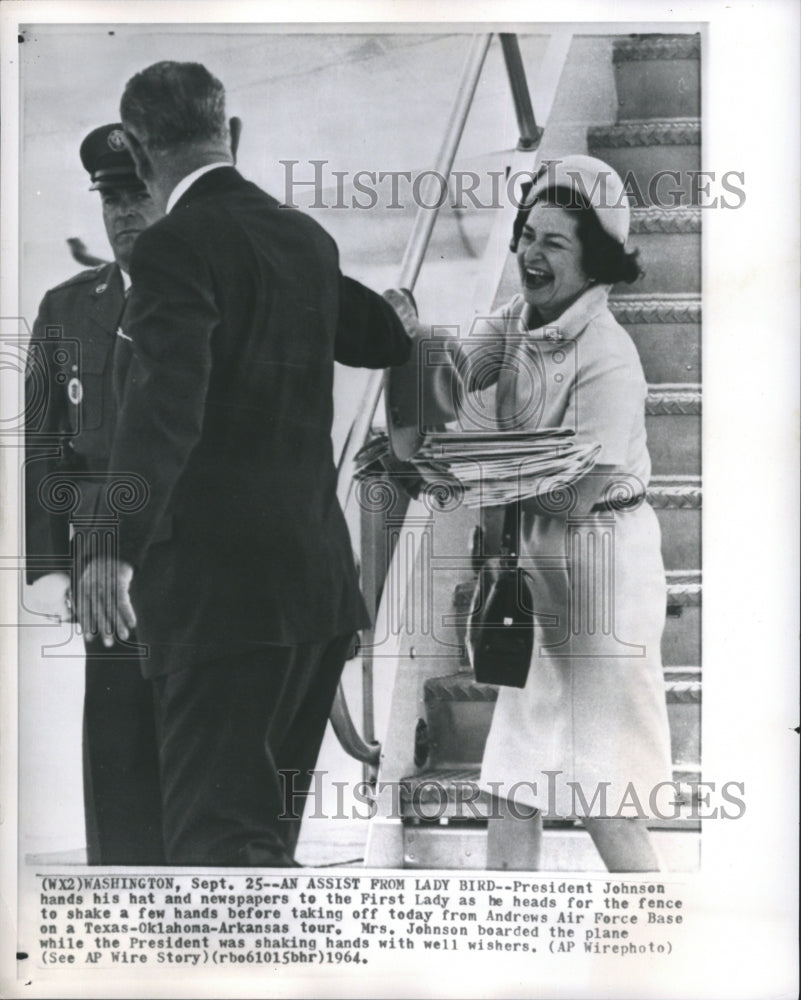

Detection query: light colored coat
(390, 284), (673, 818)
(472, 286), (672, 818)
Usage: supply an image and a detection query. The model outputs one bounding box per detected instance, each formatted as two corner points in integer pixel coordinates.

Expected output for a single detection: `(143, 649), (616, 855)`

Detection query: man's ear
(122, 128), (152, 182)
(229, 117), (242, 163)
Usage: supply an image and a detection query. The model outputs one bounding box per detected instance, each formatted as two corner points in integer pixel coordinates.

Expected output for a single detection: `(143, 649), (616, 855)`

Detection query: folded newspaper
(355, 429), (601, 508)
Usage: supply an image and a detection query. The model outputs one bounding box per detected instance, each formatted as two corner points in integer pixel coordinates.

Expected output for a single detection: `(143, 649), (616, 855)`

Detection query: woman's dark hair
(510, 182), (642, 285)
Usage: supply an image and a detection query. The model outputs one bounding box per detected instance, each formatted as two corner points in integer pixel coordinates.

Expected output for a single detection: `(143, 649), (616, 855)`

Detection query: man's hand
(76, 557), (137, 648)
(26, 572), (72, 622)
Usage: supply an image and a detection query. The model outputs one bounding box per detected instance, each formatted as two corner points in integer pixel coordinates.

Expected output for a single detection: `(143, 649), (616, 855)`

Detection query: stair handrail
(329, 31), (546, 770)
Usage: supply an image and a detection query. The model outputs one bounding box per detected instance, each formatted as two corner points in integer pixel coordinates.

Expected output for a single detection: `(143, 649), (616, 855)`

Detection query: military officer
(25, 123), (165, 865)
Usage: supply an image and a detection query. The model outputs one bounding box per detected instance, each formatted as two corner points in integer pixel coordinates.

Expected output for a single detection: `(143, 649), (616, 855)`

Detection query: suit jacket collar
(171, 166), (279, 212)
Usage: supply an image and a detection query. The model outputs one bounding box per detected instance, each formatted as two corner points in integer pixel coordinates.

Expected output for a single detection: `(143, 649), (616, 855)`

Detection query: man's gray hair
(120, 61), (228, 151)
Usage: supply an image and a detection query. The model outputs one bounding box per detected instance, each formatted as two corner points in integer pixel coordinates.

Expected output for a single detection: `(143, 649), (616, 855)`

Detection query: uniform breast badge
(542, 326), (564, 341)
(67, 377), (83, 405)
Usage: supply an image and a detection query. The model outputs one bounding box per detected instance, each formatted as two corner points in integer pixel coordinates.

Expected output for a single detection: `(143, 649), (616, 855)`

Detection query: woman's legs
(583, 817), (664, 872)
(485, 797), (543, 870)
(484, 806), (665, 872)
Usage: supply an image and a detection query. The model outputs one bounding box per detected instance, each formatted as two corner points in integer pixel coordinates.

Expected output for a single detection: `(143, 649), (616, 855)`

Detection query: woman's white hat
(527, 154), (631, 244)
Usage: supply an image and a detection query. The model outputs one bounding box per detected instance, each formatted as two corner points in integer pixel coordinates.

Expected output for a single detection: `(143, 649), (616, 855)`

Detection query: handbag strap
(500, 499), (523, 560)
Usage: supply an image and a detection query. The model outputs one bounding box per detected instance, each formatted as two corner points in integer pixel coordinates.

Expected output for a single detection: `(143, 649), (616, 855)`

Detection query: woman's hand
(383, 288), (428, 338)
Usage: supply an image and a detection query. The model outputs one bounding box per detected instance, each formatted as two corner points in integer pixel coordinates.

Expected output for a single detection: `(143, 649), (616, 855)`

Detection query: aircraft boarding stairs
(333, 32), (701, 870)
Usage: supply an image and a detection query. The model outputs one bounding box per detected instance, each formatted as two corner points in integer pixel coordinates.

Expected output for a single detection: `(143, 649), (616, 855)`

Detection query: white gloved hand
(382, 288), (427, 337)
(26, 572), (72, 622)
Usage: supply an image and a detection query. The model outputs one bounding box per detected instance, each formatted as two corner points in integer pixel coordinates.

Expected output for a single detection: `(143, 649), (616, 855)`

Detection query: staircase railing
(329, 32), (546, 773)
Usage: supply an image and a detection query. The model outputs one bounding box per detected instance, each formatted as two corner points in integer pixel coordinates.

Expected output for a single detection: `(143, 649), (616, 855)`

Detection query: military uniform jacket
(109, 167), (410, 675)
(25, 262), (126, 583)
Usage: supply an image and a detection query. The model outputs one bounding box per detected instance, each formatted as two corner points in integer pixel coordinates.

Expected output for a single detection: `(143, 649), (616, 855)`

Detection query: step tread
(610, 293), (701, 324)
(613, 34), (700, 64)
(630, 206), (701, 233)
(588, 118), (700, 147)
(425, 664), (702, 703)
(646, 385), (701, 414)
(666, 569), (702, 606)
(400, 767), (702, 828)
(647, 477), (702, 508)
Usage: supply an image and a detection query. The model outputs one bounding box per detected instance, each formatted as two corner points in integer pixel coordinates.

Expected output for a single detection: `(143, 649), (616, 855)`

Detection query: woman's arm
(384, 289), (509, 452)
(525, 343), (646, 518)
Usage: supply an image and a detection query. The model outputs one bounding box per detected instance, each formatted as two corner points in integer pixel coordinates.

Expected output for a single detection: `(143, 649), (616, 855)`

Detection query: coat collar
(167, 162), (231, 213)
(170, 165), (276, 212)
(513, 283), (612, 342)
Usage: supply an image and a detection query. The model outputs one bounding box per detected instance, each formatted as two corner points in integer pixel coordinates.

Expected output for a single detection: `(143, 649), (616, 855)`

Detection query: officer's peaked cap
(79, 123), (146, 192)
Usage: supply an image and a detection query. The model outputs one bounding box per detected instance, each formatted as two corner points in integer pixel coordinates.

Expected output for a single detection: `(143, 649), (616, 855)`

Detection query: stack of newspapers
(411, 429), (601, 507)
(355, 430), (601, 508)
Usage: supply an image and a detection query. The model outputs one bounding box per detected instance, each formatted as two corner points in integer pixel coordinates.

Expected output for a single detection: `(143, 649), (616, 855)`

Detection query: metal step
(645, 384), (701, 475)
(663, 570), (701, 665)
(663, 665), (702, 769)
(587, 118), (701, 207)
(424, 664), (700, 708)
(648, 475), (701, 568)
(420, 658), (700, 773)
(400, 767), (702, 828)
(451, 564), (701, 667)
(610, 294), (700, 383)
(402, 820), (700, 871)
(619, 208), (701, 295)
(613, 34), (701, 121)
(422, 675), (497, 767)
(450, 561), (702, 671)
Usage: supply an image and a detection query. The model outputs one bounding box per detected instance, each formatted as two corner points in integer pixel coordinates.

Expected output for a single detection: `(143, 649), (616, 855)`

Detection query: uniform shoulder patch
(48, 262), (115, 295)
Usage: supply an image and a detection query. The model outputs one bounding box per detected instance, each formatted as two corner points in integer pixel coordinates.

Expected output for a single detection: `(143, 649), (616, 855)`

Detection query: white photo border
(1, 2), (798, 998)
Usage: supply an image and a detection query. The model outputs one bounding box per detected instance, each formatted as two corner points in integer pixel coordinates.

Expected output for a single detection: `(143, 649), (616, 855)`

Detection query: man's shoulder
(143, 179), (337, 256)
(44, 261), (117, 300)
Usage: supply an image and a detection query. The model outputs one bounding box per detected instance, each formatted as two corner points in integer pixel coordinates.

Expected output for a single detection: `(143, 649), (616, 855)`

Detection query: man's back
(112, 166), (406, 672)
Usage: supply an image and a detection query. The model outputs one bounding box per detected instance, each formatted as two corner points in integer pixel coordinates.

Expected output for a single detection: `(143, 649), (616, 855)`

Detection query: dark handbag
(466, 502), (535, 688)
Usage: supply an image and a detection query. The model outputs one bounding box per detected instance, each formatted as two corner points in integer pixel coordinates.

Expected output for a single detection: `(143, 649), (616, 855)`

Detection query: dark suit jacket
(109, 166), (410, 675)
(25, 262), (126, 582)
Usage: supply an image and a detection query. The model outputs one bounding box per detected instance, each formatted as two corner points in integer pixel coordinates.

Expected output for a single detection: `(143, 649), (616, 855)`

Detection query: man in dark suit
(25, 124), (165, 864)
(78, 61), (410, 866)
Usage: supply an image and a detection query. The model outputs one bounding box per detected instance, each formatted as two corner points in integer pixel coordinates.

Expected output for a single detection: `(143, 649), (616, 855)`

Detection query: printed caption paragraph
(32, 873), (685, 967)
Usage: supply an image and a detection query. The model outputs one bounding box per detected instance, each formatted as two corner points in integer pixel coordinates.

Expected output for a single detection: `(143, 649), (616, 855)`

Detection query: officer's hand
(76, 557), (137, 648)
(26, 572), (72, 622)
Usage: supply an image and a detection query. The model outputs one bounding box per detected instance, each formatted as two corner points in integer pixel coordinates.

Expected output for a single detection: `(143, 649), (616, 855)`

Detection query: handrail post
(397, 33), (494, 291)
(336, 33), (493, 514)
(330, 33), (500, 780)
(499, 33), (543, 151)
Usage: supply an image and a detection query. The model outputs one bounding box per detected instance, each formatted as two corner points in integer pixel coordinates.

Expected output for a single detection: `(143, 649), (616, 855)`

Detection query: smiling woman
(386, 154), (673, 873)
(513, 182), (642, 324)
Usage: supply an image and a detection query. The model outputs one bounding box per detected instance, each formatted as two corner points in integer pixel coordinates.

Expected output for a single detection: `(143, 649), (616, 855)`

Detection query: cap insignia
(107, 129), (127, 152)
